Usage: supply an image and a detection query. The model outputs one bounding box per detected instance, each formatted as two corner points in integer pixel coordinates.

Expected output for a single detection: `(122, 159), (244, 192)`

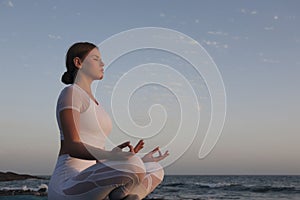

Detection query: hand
(112, 141), (134, 153)
(142, 147), (169, 163)
(109, 141), (135, 160)
(133, 139), (145, 153)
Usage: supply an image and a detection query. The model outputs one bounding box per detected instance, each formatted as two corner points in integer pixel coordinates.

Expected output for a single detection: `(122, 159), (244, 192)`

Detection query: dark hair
(61, 42), (97, 84)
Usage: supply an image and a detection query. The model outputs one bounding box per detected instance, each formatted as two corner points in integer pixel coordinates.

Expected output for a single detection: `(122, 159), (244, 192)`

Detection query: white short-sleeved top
(56, 84), (112, 149)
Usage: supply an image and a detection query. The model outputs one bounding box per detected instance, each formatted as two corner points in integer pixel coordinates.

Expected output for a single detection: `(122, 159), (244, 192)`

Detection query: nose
(100, 60), (105, 67)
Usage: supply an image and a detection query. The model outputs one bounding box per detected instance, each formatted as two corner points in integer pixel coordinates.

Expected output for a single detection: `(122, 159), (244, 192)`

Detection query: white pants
(48, 154), (164, 200)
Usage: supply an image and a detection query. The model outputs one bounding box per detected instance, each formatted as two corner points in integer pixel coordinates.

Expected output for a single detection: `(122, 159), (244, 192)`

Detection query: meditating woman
(48, 42), (169, 200)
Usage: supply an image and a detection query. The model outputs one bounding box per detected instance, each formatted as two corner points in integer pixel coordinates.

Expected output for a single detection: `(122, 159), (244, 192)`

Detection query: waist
(55, 154), (96, 172)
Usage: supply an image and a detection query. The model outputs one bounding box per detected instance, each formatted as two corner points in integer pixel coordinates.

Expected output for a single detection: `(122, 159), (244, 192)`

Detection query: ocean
(0, 175), (299, 200)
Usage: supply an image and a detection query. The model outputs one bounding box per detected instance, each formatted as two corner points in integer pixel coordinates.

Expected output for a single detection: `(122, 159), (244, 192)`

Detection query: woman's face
(80, 48), (105, 80)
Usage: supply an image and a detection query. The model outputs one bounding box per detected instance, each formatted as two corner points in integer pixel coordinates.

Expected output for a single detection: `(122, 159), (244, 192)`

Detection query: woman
(48, 42), (169, 200)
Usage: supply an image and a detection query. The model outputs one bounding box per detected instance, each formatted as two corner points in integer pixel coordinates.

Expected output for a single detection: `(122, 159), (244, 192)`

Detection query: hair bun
(61, 71), (73, 85)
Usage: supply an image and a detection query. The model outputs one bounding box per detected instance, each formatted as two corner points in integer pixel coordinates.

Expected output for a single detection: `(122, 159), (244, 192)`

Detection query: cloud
(203, 40), (217, 46)
(48, 34), (62, 40)
(202, 40), (229, 49)
(286, 15), (296, 20)
(274, 15), (279, 20)
(2, 0), (14, 7)
(258, 52), (264, 57)
(262, 58), (279, 64)
(195, 19), (199, 24)
(251, 10), (258, 15)
(231, 36), (240, 40)
(240, 8), (258, 15)
(231, 35), (249, 40)
(207, 31), (228, 36)
(160, 13), (166, 17)
(240, 8), (247, 14)
(7, 0), (13, 7)
(264, 26), (274, 31)
(259, 53), (280, 64)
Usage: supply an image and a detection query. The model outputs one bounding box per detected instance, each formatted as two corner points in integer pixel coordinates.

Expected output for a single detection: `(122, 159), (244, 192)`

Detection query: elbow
(64, 140), (82, 157)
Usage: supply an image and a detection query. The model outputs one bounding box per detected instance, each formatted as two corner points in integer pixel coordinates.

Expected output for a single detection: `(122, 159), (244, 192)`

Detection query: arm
(60, 109), (133, 160)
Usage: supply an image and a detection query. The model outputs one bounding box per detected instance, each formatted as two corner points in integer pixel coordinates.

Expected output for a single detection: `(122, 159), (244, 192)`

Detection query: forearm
(66, 141), (109, 160)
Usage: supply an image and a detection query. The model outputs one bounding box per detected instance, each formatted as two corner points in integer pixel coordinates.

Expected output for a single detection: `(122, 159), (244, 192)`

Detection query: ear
(73, 57), (82, 69)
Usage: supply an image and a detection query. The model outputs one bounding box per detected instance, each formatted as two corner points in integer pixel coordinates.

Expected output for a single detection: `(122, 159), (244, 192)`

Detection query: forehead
(88, 48), (101, 57)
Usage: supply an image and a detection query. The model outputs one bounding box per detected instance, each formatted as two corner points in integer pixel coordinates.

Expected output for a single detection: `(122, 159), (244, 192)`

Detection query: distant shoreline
(0, 171), (48, 196)
(0, 171), (46, 182)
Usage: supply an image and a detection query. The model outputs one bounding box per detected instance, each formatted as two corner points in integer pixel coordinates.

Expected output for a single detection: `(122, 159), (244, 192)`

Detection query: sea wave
(164, 181), (300, 193)
(0, 184), (48, 196)
(0, 183), (48, 192)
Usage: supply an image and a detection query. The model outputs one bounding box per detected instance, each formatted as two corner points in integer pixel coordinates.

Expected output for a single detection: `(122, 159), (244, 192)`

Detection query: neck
(74, 75), (93, 95)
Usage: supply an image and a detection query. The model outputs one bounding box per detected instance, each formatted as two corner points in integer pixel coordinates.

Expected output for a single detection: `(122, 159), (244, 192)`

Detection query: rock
(0, 171), (45, 182)
(0, 189), (48, 196)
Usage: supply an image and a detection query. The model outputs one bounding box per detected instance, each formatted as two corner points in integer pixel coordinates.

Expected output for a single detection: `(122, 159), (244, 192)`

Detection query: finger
(118, 141), (130, 149)
(134, 140), (144, 152)
(162, 150), (169, 158)
(162, 151), (170, 158)
(158, 149), (162, 157)
(147, 147), (159, 157)
(151, 146), (159, 153)
(137, 139), (144, 146)
(137, 140), (144, 148)
(134, 146), (143, 153)
(155, 150), (169, 161)
(128, 144), (135, 153)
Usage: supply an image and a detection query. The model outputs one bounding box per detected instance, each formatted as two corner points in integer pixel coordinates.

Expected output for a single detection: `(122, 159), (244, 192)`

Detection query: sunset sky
(0, 0), (299, 175)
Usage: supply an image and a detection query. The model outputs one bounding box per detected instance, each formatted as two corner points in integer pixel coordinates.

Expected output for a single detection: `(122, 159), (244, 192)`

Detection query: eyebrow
(91, 55), (100, 58)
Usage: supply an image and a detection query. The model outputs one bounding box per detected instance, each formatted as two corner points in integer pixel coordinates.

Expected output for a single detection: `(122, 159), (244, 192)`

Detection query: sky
(0, 0), (299, 175)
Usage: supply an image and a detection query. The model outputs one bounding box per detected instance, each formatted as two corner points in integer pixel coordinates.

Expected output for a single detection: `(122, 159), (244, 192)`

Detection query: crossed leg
(60, 156), (164, 200)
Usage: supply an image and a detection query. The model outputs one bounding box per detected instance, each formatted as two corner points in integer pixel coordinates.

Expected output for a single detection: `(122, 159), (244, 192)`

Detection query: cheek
(81, 60), (101, 77)
(82, 62), (96, 73)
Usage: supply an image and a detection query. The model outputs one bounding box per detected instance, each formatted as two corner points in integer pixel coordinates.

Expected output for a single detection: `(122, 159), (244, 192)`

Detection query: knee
(127, 156), (146, 182)
(145, 162), (164, 181)
(112, 156), (146, 182)
(153, 167), (164, 183)
(102, 156), (146, 183)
